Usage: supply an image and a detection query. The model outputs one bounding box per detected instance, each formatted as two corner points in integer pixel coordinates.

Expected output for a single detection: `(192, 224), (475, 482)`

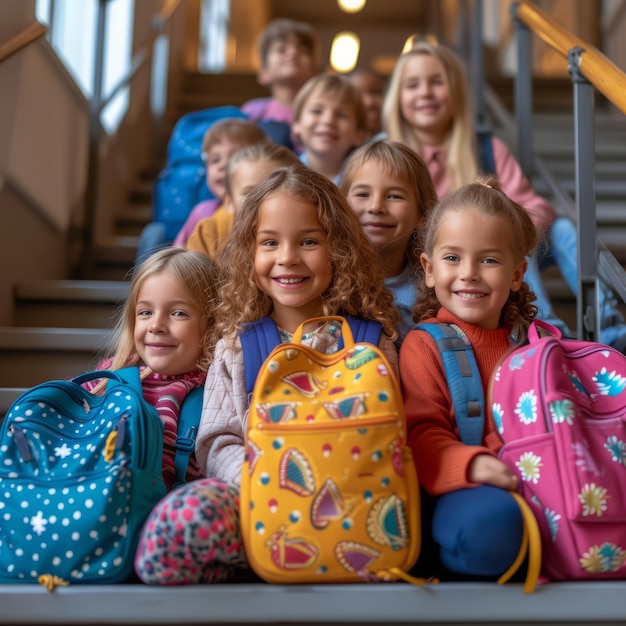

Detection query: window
(35, 0), (134, 133)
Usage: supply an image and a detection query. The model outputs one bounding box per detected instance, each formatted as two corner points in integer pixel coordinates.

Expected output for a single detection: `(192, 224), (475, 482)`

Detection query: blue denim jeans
(524, 217), (626, 347)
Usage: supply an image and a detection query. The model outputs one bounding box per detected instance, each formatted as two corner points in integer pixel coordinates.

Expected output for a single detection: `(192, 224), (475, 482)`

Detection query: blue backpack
(152, 106), (295, 243)
(0, 367), (203, 585)
(239, 316), (383, 396)
(153, 105), (247, 241)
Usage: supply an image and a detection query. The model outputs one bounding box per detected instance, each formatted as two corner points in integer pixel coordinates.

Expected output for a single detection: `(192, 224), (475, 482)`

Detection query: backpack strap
(415, 323), (484, 446)
(344, 315), (383, 347)
(239, 318), (283, 397)
(477, 130), (496, 176)
(173, 386), (204, 487)
(239, 316), (383, 397)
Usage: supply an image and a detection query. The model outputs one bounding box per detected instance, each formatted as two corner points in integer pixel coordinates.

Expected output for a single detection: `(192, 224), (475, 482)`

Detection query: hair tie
(478, 182), (492, 189)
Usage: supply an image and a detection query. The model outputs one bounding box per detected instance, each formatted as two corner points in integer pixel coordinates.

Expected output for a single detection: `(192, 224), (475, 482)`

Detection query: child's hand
(469, 454), (519, 490)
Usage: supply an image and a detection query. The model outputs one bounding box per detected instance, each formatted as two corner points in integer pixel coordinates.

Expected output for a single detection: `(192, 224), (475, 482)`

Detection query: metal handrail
(510, 0), (626, 342)
(515, 0), (626, 114)
(0, 22), (47, 64)
(80, 0), (182, 277)
(97, 0), (181, 114)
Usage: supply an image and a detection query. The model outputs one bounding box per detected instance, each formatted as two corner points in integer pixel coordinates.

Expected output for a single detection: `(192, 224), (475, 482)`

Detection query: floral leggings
(134, 478), (250, 584)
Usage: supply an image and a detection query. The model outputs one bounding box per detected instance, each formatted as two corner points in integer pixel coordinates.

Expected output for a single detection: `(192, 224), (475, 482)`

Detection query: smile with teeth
(455, 291), (486, 300)
(275, 277), (307, 284)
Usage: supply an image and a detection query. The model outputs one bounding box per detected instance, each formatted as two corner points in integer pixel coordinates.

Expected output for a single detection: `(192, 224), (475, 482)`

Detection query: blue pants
(525, 217), (626, 347)
(135, 222), (172, 266)
(430, 485), (523, 577)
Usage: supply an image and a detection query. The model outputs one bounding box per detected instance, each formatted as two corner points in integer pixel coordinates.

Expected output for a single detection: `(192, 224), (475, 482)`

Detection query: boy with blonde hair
(293, 73), (367, 185)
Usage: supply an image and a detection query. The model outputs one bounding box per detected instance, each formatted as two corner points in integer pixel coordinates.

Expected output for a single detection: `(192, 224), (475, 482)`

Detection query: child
(186, 142), (300, 257)
(240, 18), (320, 128)
(173, 119), (269, 246)
(88, 247), (219, 492)
(382, 38), (626, 350)
(340, 140), (437, 342)
(292, 73), (368, 185)
(400, 176), (536, 580)
(134, 165), (400, 584)
(346, 68), (387, 140)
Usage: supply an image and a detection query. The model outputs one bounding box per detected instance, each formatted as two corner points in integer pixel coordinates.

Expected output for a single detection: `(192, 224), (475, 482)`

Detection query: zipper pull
(11, 425), (32, 463)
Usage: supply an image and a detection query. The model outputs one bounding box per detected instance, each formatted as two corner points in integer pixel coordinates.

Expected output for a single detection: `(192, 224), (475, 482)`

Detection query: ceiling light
(330, 31), (360, 73)
(338, 0), (366, 14)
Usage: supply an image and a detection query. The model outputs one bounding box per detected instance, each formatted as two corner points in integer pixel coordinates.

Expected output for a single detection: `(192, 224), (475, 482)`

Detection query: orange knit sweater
(399, 309), (512, 496)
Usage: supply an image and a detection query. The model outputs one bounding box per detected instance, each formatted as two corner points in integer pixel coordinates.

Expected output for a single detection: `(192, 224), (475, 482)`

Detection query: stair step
(0, 387), (26, 418)
(14, 280), (129, 328)
(0, 327), (111, 387)
(116, 203), (153, 236)
(92, 236), (139, 281)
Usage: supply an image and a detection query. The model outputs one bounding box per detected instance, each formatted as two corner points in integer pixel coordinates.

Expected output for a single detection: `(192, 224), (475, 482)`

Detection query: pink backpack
(490, 319), (626, 581)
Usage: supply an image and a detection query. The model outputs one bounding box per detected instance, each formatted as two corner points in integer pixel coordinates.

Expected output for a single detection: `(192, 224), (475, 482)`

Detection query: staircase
(0, 73), (267, 411)
(2, 75), (626, 626)
(2, 80), (626, 405)
(528, 111), (626, 331)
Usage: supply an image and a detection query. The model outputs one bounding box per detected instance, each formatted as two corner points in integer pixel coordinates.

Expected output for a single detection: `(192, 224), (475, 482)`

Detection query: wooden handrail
(0, 22), (47, 64)
(515, 1), (626, 115)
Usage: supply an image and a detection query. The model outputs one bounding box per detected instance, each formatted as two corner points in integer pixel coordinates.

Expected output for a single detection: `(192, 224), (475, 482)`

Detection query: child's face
(348, 71), (385, 137)
(133, 271), (205, 376)
(226, 158), (281, 214)
(259, 34), (317, 91)
(292, 89), (365, 164)
(346, 160), (420, 275)
(254, 190), (332, 333)
(206, 138), (244, 200)
(400, 54), (453, 145)
(420, 207), (526, 330)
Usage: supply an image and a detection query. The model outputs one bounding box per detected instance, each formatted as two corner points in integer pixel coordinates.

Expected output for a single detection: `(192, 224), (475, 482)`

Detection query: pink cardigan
(422, 135), (555, 234)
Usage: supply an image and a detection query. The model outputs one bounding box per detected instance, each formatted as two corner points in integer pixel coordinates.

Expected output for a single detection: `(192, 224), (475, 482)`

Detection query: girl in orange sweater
(400, 175), (537, 580)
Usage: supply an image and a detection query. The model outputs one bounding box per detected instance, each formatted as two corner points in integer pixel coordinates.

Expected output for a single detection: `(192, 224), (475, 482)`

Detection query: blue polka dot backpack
(0, 368), (173, 586)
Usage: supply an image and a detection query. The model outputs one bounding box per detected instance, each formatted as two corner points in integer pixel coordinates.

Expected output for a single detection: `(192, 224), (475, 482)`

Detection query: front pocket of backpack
(551, 409), (626, 523)
(243, 416), (419, 581)
(0, 466), (139, 583)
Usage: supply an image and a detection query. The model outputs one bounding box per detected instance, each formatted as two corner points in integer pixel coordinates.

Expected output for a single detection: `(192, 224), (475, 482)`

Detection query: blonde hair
(414, 175), (538, 339)
(103, 248), (220, 373)
(215, 164), (399, 343)
(225, 143), (300, 197)
(257, 18), (321, 69)
(340, 140), (437, 267)
(201, 118), (269, 158)
(293, 73), (368, 133)
(383, 39), (478, 192)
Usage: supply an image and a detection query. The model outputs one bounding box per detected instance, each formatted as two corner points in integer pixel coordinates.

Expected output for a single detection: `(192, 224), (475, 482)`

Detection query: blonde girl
(341, 140), (437, 341)
(383, 38), (626, 350)
(135, 165), (399, 585)
(400, 176), (537, 580)
(89, 247), (219, 491)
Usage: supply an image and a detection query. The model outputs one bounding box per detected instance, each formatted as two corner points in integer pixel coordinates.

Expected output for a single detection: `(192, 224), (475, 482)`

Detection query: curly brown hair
(214, 165), (399, 345)
(413, 175), (538, 339)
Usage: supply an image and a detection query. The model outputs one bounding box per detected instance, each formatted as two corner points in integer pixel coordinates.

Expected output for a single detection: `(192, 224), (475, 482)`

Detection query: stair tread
(15, 280), (129, 303)
(0, 327), (111, 350)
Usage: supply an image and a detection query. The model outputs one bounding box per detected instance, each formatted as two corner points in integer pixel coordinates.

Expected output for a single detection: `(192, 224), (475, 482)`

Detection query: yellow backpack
(240, 316), (421, 583)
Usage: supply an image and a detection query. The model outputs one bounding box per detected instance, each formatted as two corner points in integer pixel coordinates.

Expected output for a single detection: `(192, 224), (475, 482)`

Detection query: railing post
(568, 46), (600, 342)
(470, 0), (489, 134)
(79, 0), (108, 278)
(510, 2), (534, 175)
